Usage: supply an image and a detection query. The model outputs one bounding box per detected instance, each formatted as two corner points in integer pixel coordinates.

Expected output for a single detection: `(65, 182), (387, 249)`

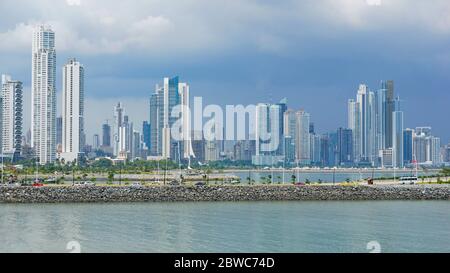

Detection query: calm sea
(0, 201), (449, 253)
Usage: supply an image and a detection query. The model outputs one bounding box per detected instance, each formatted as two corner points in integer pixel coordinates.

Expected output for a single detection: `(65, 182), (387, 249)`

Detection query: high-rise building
(178, 82), (194, 160)
(444, 143), (450, 163)
(310, 133), (321, 165)
(295, 110), (310, 165)
(149, 77), (191, 160)
(191, 130), (205, 163)
(61, 58), (84, 162)
(132, 130), (141, 160)
(403, 128), (414, 165)
(392, 97), (404, 168)
(431, 137), (441, 165)
(1, 75), (23, 157)
(102, 123), (111, 147)
(56, 116), (62, 149)
(383, 80), (395, 149)
(348, 99), (360, 163)
(337, 128), (353, 166)
(349, 84), (377, 165)
(375, 87), (386, 152)
(412, 127), (441, 165)
(32, 25), (56, 164)
(113, 102), (124, 156)
(380, 148), (394, 168)
(283, 109), (297, 163)
(117, 115), (133, 159)
(252, 103), (284, 165)
(142, 121), (151, 150)
(92, 134), (100, 150)
(205, 140), (219, 162)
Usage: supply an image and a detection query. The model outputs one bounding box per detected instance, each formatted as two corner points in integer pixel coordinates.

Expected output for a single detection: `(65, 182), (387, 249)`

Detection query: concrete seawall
(1, 185), (450, 203)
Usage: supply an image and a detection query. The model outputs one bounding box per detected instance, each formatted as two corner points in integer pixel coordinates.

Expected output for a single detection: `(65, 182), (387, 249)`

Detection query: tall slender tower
(348, 99), (360, 163)
(113, 102), (124, 156)
(1, 75), (23, 157)
(295, 110), (311, 165)
(383, 80), (395, 148)
(32, 25), (56, 164)
(392, 97), (404, 168)
(61, 58), (84, 162)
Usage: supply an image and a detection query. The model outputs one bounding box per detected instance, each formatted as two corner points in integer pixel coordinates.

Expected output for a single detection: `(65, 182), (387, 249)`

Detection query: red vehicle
(32, 182), (44, 187)
(295, 182), (305, 186)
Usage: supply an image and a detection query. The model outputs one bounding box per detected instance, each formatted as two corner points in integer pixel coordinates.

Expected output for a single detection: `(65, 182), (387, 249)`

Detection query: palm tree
(260, 176), (266, 184)
(439, 168), (450, 182)
(291, 174), (296, 184)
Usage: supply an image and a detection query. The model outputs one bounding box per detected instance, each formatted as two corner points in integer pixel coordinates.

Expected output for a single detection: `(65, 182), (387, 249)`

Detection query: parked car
(195, 182), (206, 187)
(73, 181), (96, 187)
(295, 182), (306, 186)
(169, 180), (180, 186)
(131, 182), (143, 188)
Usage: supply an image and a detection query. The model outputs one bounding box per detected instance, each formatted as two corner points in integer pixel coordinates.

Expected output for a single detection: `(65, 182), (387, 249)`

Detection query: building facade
(1, 75), (23, 157)
(61, 58), (85, 162)
(31, 25), (56, 164)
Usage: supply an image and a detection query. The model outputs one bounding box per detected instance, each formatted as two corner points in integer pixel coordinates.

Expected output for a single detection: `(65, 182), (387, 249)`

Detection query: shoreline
(1, 184), (449, 203)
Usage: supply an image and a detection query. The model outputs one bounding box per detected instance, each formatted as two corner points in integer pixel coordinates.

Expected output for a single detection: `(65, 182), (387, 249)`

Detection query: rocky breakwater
(0, 184), (449, 203)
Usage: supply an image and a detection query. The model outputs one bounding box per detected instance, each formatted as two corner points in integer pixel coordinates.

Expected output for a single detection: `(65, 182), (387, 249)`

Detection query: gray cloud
(1, 0), (450, 143)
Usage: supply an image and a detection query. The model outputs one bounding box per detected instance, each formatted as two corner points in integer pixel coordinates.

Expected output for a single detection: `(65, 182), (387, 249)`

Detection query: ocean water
(0, 201), (449, 253)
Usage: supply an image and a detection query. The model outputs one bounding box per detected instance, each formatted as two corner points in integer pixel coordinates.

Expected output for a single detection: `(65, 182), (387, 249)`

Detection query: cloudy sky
(0, 0), (449, 143)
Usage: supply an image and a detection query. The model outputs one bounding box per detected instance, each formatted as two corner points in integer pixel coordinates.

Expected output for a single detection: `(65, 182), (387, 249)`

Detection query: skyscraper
(113, 102), (124, 156)
(431, 137), (441, 165)
(403, 128), (414, 165)
(348, 99), (360, 163)
(102, 123), (111, 147)
(295, 110), (310, 165)
(337, 128), (353, 166)
(61, 58), (85, 162)
(142, 121), (151, 150)
(32, 25), (56, 164)
(92, 134), (100, 150)
(0, 75), (23, 156)
(383, 80), (395, 149)
(149, 77), (191, 159)
(348, 84), (377, 166)
(252, 103), (284, 165)
(1, 75), (23, 157)
(392, 97), (404, 168)
(56, 116), (62, 150)
(283, 109), (297, 163)
(357, 84), (377, 164)
(375, 87), (386, 152)
(178, 82), (194, 160)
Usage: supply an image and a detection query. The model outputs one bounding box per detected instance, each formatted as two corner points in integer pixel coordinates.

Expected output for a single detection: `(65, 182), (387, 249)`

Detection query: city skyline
(0, 23), (446, 167)
(0, 0), (449, 144)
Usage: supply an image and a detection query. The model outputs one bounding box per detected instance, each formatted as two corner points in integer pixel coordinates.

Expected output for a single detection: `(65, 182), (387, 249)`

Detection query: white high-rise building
(113, 102), (124, 156)
(357, 84), (377, 164)
(392, 97), (404, 168)
(178, 82), (194, 160)
(348, 99), (361, 162)
(32, 25), (56, 164)
(431, 137), (441, 165)
(61, 59), (84, 162)
(295, 110), (310, 165)
(1, 75), (23, 156)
